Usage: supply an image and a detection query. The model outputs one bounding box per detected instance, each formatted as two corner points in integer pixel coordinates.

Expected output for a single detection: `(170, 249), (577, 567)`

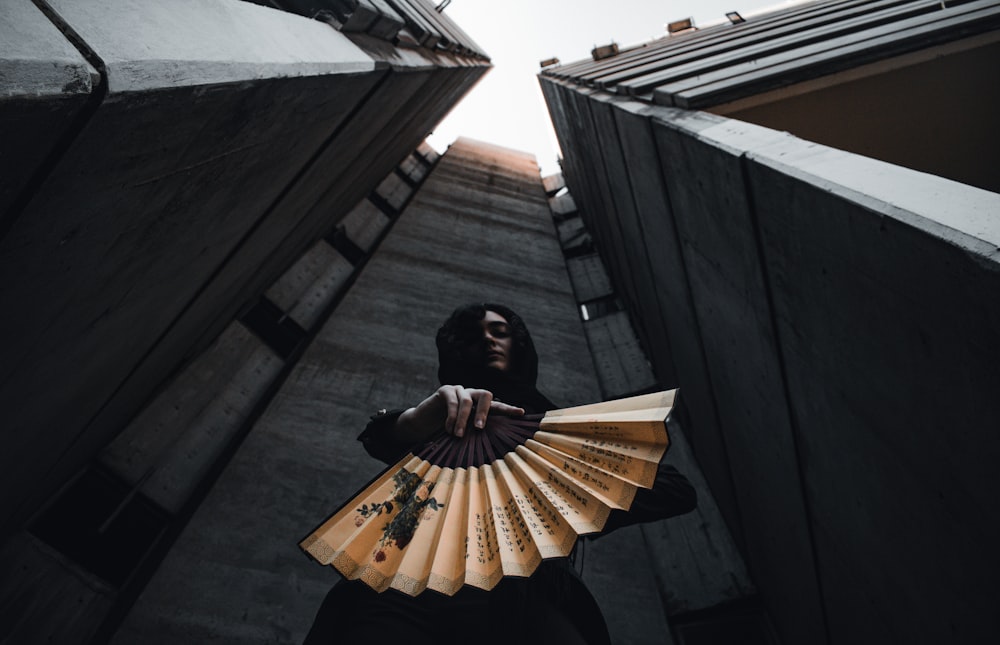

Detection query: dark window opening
(325, 224), (368, 266)
(580, 295), (624, 321)
(670, 597), (778, 645)
(366, 191), (398, 219)
(29, 466), (169, 587)
(239, 295), (306, 359)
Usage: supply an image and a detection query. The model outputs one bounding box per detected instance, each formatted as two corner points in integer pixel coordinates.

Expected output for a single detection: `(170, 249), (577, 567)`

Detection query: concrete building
(0, 1), (488, 641)
(540, 1), (1000, 643)
(5, 0), (997, 643)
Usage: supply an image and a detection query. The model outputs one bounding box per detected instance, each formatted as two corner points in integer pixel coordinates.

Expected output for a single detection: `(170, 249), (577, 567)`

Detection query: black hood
(436, 303), (555, 414)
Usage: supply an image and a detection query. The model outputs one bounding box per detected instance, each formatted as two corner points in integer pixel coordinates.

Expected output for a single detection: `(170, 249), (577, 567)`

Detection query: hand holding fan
(300, 389), (676, 596)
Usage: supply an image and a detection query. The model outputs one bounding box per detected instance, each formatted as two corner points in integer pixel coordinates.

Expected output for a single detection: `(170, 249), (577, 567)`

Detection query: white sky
(426, 0), (799, 176)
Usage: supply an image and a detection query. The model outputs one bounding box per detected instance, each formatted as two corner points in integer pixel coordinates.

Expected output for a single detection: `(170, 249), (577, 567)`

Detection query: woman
(304, 303), (696, 645)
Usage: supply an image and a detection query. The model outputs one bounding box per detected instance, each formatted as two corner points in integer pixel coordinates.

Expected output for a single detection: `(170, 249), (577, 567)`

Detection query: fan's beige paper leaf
(428, 467), (468, 595)
(527, 440), (638, 510)
(496, 459), (576, 558)
(390, 465), (455, 595)
(484, 464), (543, 576)
(510, 447), (611, 534)
(544, 390), (675, 418)
(465, 466), (504, 590)
(530, 433), (664, 488)
(300, 389), (676, 596)
(301, 456), (422, 572)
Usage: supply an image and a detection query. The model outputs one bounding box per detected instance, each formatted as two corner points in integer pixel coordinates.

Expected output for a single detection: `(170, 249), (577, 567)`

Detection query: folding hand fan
(300, 389), (675, 596)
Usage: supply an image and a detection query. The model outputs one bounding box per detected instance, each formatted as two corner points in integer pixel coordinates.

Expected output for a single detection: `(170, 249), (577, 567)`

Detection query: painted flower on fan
(359, 468), (446, 555)
(354, 516), (365, 527)
(374, 550), (386, 563)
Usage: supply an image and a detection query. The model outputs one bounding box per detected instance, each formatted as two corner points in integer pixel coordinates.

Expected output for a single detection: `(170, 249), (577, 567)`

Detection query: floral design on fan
(357, 468), (444, 558)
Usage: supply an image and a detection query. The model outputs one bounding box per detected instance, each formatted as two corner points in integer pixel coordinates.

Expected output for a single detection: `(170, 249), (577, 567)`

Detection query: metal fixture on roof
(540, 57), (560, 69)
(666, 18), (695, 34)
(726, 11), (746, 24)
(436, 0), (452, 12)
(591, 42), (619, 61)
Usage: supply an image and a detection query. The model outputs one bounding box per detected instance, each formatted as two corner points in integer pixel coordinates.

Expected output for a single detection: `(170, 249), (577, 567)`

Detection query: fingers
(440, 385), (461, 437)
(490, 400), (525, 417)
(438, 387), (525, 438)
(454, 388), (475, 438)
(472, 391), (493, 430)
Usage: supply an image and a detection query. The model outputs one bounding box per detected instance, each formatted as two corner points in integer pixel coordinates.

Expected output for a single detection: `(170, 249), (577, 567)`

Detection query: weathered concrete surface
(0, 0), (96, 221)
(0, 533), (114, 643)
(549, 190), (578, 218)
(268, 243), (355, 330)
(65, 56), (485, 536)
(542, 172), (566, 195)
(0, 0), (379, 534)
(552, 183), (756, 629)
(582, 311), (658, 399)
(0, 0), (488, 544)
(651, 113), (827, 645)
(542, 70), (1000, 644)
(375, 168), (414, 211)
(564, 87), (645, 327)
(609, 100), (742, 548)
(55, 0), (376, 93)
(0, 147), (435, 645)
(582, 525), (675, 645)
(747, 145), (1000, 644)
(639, 418), (755, 617)
(566, 253), (614, 303)
(338, 198), (393, 253)
(398, 151), (430, 184)
(99, 323), (279, 491)
(112, 138), (602, 644)
(100, 322), (285, 514)
(586, 95), (679, 388)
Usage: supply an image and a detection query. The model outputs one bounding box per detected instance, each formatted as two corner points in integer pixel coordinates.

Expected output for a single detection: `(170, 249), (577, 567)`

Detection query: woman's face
(480, 310), (513, 372)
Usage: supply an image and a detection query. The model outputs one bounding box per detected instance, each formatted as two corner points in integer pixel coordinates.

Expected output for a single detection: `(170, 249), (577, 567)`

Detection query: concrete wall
(541, 76), (1000, 645)
(110, 138), (603, 644)
(0, 0), (486, 539)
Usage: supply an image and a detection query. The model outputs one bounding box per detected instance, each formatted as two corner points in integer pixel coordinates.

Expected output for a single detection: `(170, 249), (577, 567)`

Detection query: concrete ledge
(99, 322), (284, 514)
(47, 0), (375, 93)
(566, 253), (614, 302)
(0, 0), (96, 97)
(747, 136), (1000, 251)
(340, 198), (392, 251)
(0, 0), (97, 218)
(549, 191), (577, 217)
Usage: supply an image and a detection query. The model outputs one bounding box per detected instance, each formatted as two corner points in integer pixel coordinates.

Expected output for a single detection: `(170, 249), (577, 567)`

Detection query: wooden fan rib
(531, 432), (663, 488)
(495, 458), (577, 559)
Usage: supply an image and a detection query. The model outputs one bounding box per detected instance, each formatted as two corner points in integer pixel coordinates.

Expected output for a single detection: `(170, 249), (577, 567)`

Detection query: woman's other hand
(397, 385), (524, 440)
